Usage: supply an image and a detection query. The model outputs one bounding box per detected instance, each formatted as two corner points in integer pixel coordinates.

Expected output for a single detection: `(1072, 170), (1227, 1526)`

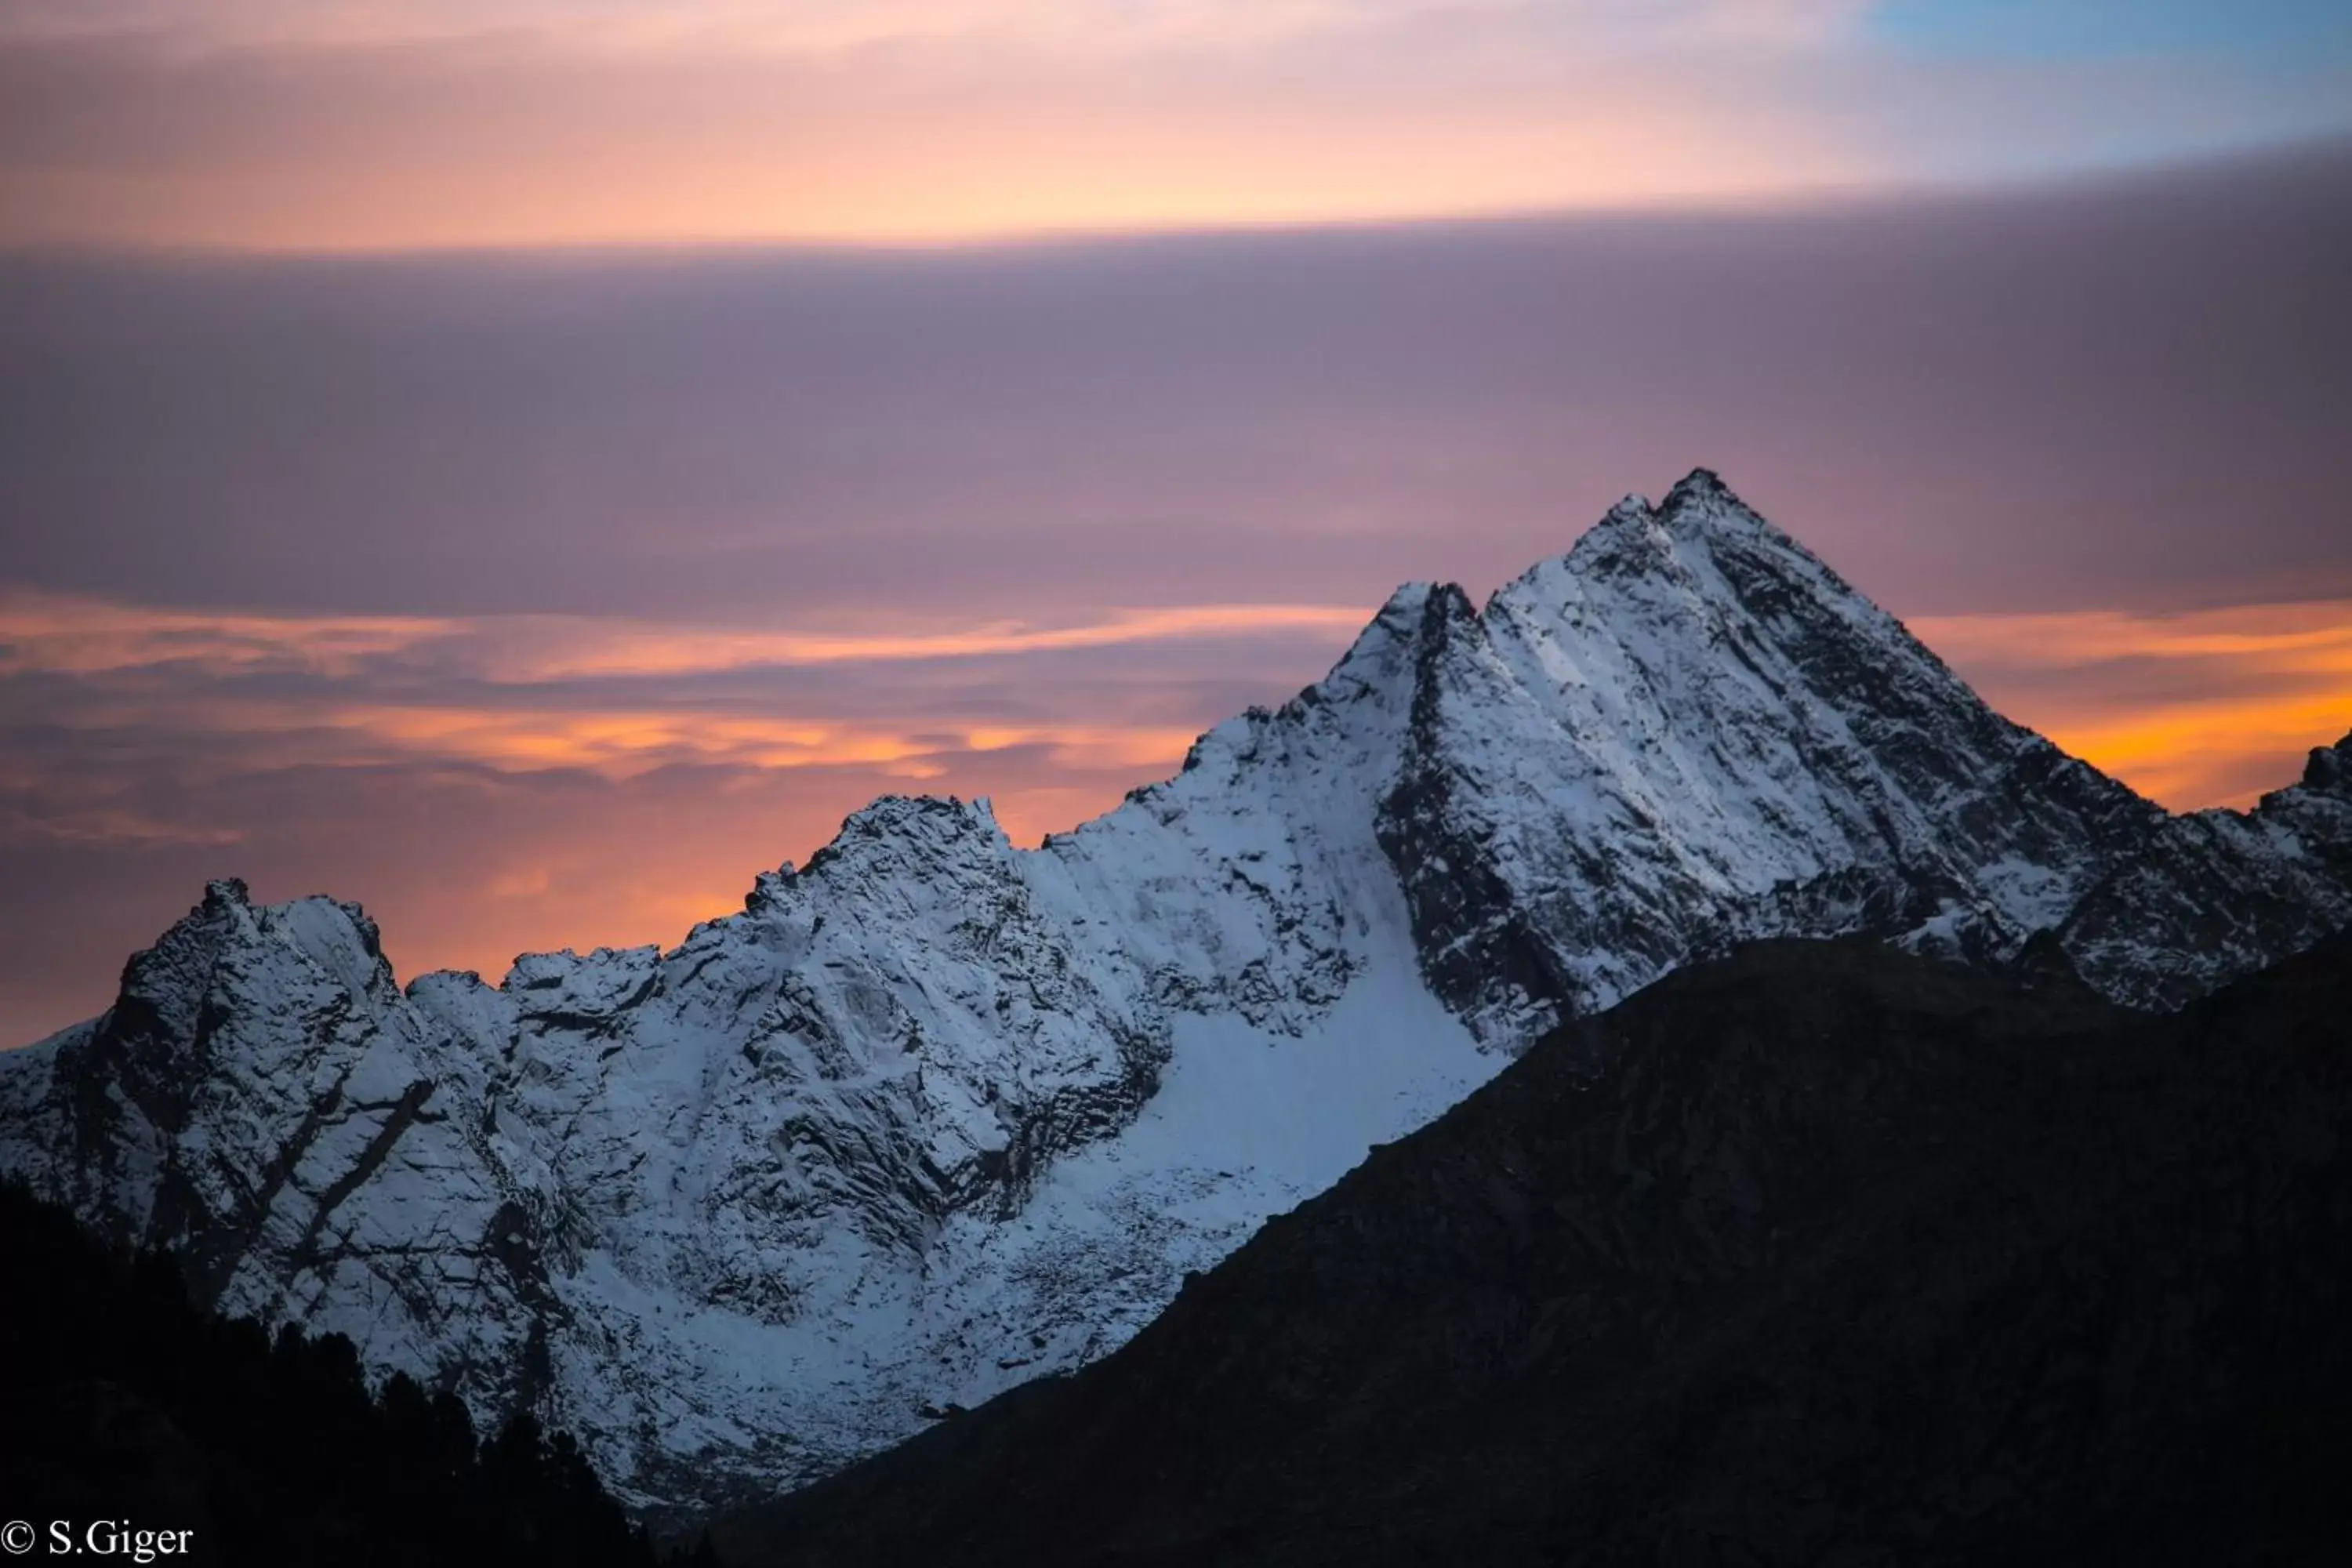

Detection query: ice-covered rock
(4, 473), (2344, 1520)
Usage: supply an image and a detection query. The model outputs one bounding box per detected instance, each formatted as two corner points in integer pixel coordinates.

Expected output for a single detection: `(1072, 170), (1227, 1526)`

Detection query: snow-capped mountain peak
(4, 472), (2344, 1520)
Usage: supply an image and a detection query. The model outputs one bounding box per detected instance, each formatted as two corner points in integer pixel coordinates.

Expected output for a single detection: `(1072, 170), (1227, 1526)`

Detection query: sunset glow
(3, 1), (2348, 249)
(1911, 601), (2352, 808)
(9, 588), (2341, 811)
(7, 9), (2352, 1548)
(4, 583), (2343, 1041)
(3, 5), (2350, 1047)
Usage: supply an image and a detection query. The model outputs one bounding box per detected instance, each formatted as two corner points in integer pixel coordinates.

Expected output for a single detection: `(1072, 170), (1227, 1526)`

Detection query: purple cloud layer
(2, 143), (2349, 1043)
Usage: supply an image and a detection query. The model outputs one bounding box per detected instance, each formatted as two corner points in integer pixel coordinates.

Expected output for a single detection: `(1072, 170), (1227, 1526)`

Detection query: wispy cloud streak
(8, 588), (2344, 811)
(0, 590), (1367, 682)
(0, 590), (1368, 817)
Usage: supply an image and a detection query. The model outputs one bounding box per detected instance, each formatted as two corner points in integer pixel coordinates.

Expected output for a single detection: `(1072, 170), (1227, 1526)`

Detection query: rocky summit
(3, 471), (2347, 1520)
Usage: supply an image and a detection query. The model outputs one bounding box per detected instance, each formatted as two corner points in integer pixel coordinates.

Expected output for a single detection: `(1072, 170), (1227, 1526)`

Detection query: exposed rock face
(2060, 730), (2352, 1007)
(1371, 471), (2163, 1044)
(2, 472), (2346, 1520)
(713, 938), (2352, 1568)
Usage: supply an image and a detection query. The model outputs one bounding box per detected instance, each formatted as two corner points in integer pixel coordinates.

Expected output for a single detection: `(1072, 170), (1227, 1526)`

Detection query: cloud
(0, 585), (1366, 1041)
(1, 0), (2346, 248)
(2, 147), (2349, 1046)
(1909, 601), (2352, 677)
(0, 1), (1878, 56)
(0, 588), (1367, 681)
(0, 23), (1864, 249)
(13, 586), (2343, 810)
(7, 145), (2352, 636)
(0, 590), (462, 677)
(0, 591), (1363, 792)
(448, 604), (1376, 681)
(2, 582), (2343, 1048)
(1911, 600), (2352, 808)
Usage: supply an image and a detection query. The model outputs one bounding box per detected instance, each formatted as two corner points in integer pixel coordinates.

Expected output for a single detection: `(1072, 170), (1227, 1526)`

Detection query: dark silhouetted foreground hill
(713, 937), (2352, 1567)
(0, 1180), (667, 1566)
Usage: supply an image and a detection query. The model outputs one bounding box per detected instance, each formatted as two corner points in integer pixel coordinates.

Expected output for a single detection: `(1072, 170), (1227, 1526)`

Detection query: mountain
(0, 1178), (657, 1566)
(2, 471), (2346, 1521)
(710, 936), (2352, 1568)
(2060, 734), (2352, 1007)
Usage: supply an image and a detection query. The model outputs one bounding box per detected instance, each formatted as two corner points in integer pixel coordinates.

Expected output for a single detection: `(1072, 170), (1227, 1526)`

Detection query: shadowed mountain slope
(3, 473), (2346, 1518)
(716, 936), (2352, 1567)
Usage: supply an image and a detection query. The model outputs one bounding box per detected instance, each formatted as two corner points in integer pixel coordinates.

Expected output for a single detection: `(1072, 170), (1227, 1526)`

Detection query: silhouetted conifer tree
(0, 1180), (669, 1566)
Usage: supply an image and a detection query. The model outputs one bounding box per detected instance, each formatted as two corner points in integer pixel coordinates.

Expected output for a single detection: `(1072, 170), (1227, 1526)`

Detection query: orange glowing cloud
(0, 65), (1867, 251)
(296, 704), (1203, 779)
(7, 0), (2351, 251)
(1, 2), (1878, 56)
(0, 590), (1341, 806)
(0, 590), (1366, 681)
(465, 604), (1376, 681)
(9, 589), (2346, 822)
(0, 590), (462, 677)
(3, 583), (2347, 1047)
(1912, 600), (2352, 810)
(0, 1), (1995, 250)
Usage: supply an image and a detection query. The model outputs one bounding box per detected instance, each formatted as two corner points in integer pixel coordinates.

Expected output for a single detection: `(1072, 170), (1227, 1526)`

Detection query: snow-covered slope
(3, 472), (2345, 1521)
(2059, 730), (2352, 1007)
(1372, 474), (2162, 1042)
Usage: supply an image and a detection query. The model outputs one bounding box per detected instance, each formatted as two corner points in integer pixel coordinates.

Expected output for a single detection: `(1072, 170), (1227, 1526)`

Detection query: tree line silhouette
(0, 1179), (718, 1565)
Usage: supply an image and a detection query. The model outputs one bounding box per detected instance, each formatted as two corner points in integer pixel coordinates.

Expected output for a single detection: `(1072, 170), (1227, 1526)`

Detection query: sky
(3, 0), (2351, 247)
(2, 2), (2350, 1043)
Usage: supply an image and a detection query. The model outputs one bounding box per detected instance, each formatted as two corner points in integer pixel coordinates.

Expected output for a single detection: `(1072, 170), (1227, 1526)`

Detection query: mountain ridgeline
(0, 1178), (659, 1566)
(712, 936), (2352, 1566)
(2, 471), (2347, 1519)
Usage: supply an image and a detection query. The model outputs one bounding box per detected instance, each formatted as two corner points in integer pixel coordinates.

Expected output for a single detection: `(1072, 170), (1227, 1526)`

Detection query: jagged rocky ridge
(2, 471), (2347, 1520)
(711, 936), (2352, 1567)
